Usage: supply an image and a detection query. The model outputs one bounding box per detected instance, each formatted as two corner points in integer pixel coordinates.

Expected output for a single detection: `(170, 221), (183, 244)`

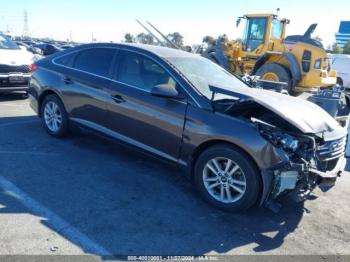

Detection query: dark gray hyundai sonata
(28, 43), (347, 212)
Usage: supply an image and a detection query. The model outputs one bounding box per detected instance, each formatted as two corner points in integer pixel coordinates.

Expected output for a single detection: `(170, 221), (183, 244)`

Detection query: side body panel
(29, 43), (285, 172)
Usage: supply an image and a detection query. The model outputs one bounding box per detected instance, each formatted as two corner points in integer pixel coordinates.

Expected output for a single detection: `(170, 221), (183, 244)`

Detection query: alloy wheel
(202, 157), (247, 203)
(44, 101), (62, 132)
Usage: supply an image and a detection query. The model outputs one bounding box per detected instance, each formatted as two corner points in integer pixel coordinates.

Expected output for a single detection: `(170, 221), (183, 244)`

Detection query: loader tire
(256, 63), (293, 93)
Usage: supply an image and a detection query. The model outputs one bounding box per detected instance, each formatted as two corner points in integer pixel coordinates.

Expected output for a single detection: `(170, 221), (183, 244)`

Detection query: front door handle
(63, 77), (74, 85)
(111, 94), (126, 103)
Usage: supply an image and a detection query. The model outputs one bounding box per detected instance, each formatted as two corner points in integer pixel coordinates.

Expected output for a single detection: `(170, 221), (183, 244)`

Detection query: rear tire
(256, 63), (293, 93)
(40, 94), (69, 137)
(194, 144), (262, 212)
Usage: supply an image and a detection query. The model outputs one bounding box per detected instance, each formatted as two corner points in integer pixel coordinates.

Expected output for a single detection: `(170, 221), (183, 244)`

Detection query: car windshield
(0, 35), (20, 50)
(166, 56), (247, 100)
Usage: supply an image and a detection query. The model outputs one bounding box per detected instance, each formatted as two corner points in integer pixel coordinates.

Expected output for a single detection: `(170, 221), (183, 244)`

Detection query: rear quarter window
(54, 53), (77, 67)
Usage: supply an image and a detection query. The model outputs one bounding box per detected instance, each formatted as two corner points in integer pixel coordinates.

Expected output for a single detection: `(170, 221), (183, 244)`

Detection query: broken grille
(317, 136), (347, 162)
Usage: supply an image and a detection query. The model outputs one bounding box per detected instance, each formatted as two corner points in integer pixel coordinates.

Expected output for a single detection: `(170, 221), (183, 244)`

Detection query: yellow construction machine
(204, 13), (337, 93)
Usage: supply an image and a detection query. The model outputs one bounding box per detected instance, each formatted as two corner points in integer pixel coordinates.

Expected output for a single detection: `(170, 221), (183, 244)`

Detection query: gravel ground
(0, 92), (350, 259)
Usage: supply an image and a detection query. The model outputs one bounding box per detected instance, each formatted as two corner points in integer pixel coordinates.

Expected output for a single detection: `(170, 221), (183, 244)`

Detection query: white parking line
(0, 176), (112, 256)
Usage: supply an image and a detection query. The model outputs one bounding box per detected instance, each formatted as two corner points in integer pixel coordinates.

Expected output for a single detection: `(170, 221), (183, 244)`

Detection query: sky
(0, 0), (349, 47)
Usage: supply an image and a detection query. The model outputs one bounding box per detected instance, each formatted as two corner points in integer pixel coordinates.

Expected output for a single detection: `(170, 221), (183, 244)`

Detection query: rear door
(55, 47), (117, 129)
(105, 50), (188, 161)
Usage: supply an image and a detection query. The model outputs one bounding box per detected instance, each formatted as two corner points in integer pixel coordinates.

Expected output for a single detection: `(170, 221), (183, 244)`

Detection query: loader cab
(242, 16), (267, 52)
(240, 14), (287, 53)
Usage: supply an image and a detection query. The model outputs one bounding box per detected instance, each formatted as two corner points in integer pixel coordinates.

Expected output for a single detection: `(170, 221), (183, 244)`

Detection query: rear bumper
(295, 70), (337, 91)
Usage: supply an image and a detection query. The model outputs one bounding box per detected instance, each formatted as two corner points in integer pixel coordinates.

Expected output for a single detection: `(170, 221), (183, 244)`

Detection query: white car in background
(332, 54), (350, 88)
(0, 34), (38, 94)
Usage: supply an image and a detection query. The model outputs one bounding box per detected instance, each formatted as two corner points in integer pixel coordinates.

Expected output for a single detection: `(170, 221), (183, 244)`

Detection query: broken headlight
(255, 120), (299, 152)
(264, 131), (299, 152)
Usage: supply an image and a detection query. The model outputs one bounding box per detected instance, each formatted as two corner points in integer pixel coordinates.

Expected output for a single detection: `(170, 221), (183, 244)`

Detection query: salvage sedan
(28, 43), (347, 212)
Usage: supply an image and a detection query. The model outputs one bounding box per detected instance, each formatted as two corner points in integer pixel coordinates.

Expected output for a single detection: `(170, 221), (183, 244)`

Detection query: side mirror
(151, 84), (180, 99)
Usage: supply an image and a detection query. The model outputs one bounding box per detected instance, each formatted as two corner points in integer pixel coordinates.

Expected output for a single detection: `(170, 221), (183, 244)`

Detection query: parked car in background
(60, 45), (74, 50)
(0, 34), (37, 94)
(34, 43), (62, 56)
(16, 41), (43, 56)
(332, 54), (350, 88)
(22, 40), (37, 47)
(29, 43), (347, 212)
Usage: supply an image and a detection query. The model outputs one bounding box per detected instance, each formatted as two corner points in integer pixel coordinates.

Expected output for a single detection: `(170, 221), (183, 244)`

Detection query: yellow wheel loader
(204, 14), (337, 94)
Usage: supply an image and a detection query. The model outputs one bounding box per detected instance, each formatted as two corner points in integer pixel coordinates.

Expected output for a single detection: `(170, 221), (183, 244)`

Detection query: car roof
(77, 42), (198, 59)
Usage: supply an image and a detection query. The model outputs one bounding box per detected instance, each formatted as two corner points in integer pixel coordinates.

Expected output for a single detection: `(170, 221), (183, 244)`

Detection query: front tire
(40, 94), (69, 137)
(194, 144), (262, 212)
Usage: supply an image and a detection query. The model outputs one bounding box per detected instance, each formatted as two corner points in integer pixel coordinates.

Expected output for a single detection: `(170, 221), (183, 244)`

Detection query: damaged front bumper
(260, 154), (347, 207)
(308, 155), (346, 192)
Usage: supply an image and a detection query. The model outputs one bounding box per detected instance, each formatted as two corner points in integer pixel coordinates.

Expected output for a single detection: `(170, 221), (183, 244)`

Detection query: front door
(105, 50), (187, 161)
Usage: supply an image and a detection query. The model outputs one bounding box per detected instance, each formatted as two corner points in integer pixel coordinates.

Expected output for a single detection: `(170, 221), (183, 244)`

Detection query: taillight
(29, 64), (38, 72)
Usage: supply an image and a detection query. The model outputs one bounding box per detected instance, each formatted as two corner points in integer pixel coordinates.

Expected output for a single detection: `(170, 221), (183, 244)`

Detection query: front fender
(181, 104), (286, 170)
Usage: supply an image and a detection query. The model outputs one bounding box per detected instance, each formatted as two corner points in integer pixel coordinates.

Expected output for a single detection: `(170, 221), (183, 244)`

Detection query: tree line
(332, 42), (350, 55)
(124, 32), (184, 47)
(124, 32), (350, 55)
(123, 33), (242, 53)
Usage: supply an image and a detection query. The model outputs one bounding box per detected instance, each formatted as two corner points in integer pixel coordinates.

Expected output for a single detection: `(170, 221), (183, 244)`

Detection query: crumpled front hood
(211, 86), (346, 137)
(0, 48), (35, 65)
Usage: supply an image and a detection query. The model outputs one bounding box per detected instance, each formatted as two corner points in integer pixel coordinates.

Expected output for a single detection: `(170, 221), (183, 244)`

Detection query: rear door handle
(63, 77), (74, 85)
(111, 94), (126, 103)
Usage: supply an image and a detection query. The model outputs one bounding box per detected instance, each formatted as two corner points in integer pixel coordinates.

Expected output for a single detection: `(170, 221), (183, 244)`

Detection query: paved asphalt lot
(0, 92), (350, 258)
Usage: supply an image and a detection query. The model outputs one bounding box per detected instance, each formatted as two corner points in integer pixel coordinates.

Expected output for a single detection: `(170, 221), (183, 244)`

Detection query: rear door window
(117, 51), (176, 92)
(73, 48), (116, 78)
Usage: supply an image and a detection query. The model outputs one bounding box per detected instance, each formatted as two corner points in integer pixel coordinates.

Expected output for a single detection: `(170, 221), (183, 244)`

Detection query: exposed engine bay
(212, 94), (347, 210)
